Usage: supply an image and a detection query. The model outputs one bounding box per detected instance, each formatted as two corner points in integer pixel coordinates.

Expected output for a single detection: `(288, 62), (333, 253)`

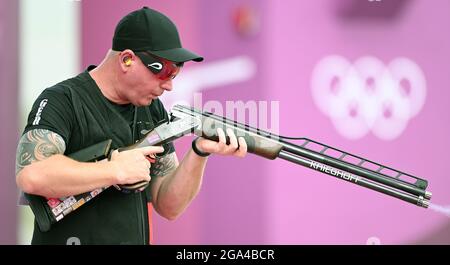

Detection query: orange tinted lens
(156, 60), (180, 80)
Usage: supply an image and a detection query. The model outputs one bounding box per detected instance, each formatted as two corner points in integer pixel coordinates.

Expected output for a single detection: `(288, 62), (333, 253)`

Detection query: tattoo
(150, 152), (177, 178)
(15, 129), (66, 174)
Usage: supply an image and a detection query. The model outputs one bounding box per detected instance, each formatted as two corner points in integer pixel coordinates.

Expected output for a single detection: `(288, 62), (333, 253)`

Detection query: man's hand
(109, 146), (164, 186)
(195, 128), (248, 158)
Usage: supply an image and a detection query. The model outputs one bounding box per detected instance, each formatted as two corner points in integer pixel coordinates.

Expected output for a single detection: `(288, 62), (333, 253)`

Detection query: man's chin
(133, 95), (157, 107)
(143, 98), (154, 106)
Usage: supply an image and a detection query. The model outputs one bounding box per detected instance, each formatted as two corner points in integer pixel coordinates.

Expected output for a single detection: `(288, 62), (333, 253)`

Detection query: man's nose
(160, 79), (173, 91)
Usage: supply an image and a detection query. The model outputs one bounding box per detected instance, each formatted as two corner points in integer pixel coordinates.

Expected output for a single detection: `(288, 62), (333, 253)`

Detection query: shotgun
(26, 104), (431, 232)
(171, 105), (431, 208)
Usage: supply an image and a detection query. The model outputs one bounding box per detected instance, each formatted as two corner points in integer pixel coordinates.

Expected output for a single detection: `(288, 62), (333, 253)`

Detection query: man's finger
(235, 137), (248, 157)
(217, 128), (226, 146)
(226, 128), (238, 150)
(138, 146), (165, 156)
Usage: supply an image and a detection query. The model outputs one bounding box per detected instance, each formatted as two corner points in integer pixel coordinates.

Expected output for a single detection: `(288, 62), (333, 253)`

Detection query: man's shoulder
(39, 71), (89, 99)
(49, 72), (86, 91)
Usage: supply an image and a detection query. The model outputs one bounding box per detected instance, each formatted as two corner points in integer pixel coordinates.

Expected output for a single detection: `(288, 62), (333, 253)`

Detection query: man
(15, 7), (247, 245)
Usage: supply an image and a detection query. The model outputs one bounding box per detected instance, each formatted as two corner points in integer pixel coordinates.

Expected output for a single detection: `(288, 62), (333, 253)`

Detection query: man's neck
(89, 64), (129, 105)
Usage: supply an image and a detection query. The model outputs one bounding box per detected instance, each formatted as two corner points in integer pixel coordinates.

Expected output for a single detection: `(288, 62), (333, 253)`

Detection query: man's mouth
(153, 91), (164, 97)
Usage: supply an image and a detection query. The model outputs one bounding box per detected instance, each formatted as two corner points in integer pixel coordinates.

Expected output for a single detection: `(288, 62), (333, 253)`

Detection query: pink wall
(264, 0), (450, 244)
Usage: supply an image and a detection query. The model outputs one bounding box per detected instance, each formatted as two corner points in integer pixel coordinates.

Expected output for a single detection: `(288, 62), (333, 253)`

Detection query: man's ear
(119, 49), (135, 70)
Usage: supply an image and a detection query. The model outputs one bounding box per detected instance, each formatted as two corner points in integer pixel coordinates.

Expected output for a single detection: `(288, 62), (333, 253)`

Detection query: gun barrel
(278, 151), (429, 208)
(280, 142), (429, 199)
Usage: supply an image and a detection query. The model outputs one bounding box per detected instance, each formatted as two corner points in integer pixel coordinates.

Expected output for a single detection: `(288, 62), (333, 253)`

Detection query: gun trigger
(146, 154), (156, 164)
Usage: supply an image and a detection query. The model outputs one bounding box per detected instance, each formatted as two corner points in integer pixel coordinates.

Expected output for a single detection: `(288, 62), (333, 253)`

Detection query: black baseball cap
(112, 7), (203, 63)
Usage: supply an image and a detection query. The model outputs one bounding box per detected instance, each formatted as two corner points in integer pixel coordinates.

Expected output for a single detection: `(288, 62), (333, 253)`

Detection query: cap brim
(150, 48), (203, 63)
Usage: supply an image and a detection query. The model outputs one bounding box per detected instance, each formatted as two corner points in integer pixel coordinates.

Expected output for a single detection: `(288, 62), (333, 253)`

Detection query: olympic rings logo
(311, 55), (426, 140)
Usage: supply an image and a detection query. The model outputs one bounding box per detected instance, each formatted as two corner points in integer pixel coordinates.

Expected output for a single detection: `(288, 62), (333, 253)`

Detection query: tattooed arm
(150, 150), (208, 220)
(15, 129), (160, 198)
(16, 129), (66, 174)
